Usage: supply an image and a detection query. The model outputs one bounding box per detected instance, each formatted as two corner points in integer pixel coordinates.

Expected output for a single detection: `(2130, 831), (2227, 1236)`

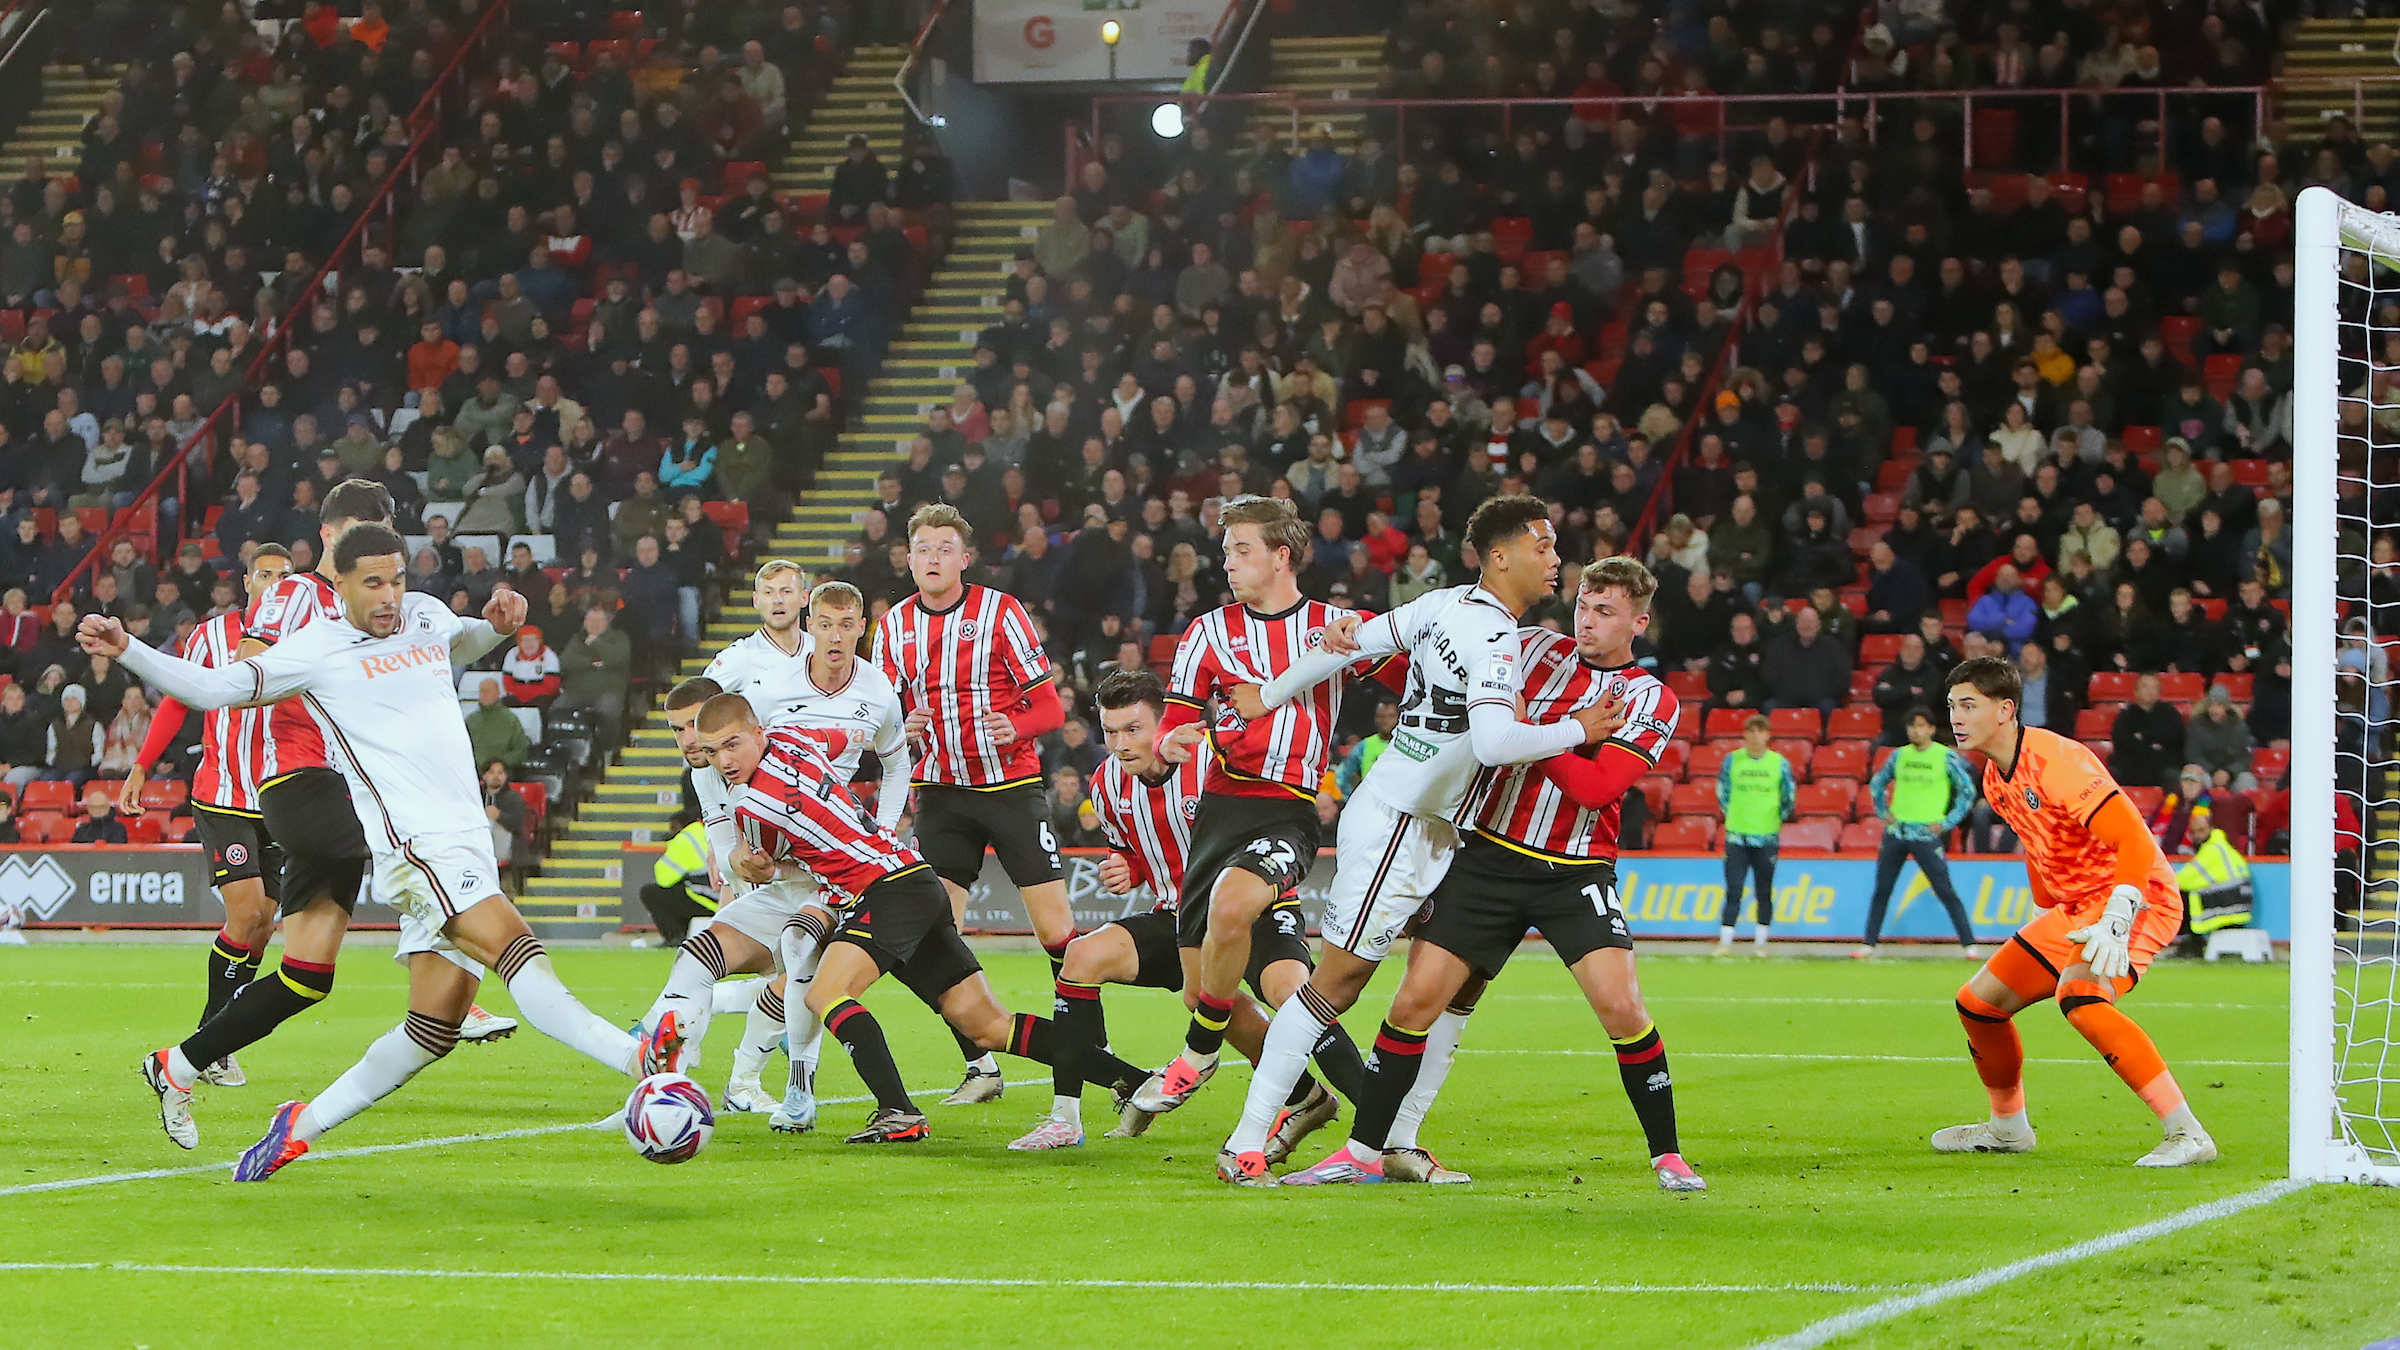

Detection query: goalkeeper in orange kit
(1936, 656), (2217, 1167)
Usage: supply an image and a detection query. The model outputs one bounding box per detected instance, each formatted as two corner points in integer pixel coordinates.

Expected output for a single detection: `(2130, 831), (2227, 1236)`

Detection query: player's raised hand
(1319, 614), (1364, 654)
(1158, 723), (1206, 763)
(982, 710), (1018, 747)
(1569, 690), (1629, 744)
(483, 584), (528, 635)
(1098, 851), (1135, 893)
(118, 766), (147, 817)
(77, 614), (129, 658)
(1227, 682), (1268, 721)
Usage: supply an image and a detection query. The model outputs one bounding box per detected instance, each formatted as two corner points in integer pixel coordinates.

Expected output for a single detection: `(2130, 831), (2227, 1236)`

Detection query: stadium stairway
(1240, 35), (1385, 149)
(772, 44), (909, 196)
(2279, 19), (2400, 145)
(516, 198), (1052, 937)
(3, 65), (123, 182)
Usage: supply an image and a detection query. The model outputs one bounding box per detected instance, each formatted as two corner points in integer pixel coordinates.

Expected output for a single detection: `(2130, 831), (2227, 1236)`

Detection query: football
(623, 1073), (715, 1164)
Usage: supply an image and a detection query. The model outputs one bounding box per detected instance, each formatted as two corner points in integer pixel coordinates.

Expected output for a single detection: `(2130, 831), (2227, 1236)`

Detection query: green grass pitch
(3, 943), (2394, 1349)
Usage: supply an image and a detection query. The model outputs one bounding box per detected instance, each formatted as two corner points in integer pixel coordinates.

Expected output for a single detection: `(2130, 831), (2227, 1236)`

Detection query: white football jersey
(1342, 584), (1523, 819)
(703, 626), (817, 725)
(119, 591), (492, 847)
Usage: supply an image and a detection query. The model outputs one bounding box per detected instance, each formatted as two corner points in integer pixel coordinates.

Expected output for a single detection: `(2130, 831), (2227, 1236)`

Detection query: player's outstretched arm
(1260, 615), (1403, 708)
(1465, 696), (1590, 764)
(96, 617), (314, 710)
(447, 586), (527, 664)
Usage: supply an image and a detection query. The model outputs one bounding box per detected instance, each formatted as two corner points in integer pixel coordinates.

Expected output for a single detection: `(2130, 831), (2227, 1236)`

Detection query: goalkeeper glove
(2067, 884), (2144, 980)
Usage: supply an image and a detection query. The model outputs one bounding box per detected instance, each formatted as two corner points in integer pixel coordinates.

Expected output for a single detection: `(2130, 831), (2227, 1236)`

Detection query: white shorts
(1318, 787), (1459, 963)
(700, 873), (824, 952)
(380, 830), (503, 977)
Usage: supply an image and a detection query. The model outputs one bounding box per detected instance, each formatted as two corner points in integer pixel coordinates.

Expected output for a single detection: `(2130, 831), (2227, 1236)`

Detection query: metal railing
(53, 0), (518, 602)
(892, 0), (955, 128)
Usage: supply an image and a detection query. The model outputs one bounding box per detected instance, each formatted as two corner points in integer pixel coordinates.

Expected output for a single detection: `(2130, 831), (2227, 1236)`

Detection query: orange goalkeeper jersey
(1980, 726), (2178, 911)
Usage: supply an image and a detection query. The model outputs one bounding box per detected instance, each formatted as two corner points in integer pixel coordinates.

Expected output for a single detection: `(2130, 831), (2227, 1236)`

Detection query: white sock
(1754, 926), (1770, 947)
(1386, 1009), (1467, 1152)
(781, 929), (823, 1098)
(297, 1023), (439, 1141)
(646, 949), (719, 1052)
(733, 982), (785, 1077)
(1717, 925), (1735, 943)
(712, 976), (765, 1015)
(507, 955), (641, 1074)
(1052, 1094), (1082, 1128)
(1993, 1109), (2032, 1134)
(2162, 1102), (2203, 1136)
(968, 1052), (999, 1075)
(165, 1046), (202, 1086)
(1225, 991), (1327, 1154)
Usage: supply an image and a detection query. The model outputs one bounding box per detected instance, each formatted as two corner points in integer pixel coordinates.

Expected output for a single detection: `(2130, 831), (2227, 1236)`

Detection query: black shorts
(913, 782), (1065, 889)
(1103, 910), (1186, 991)
(832, 864), (984, 1007)
(258, 766), (369, 918)
(1414, 837), (1632, 981)
(192, 802), (281, 901)
(1175, 792), (1321, 949)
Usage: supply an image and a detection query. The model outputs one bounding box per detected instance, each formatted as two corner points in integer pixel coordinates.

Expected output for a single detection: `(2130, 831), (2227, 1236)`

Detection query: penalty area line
(0, 1261), (1912, 1297)
(0, 1079), (1052, 1200)
(1746, 1178), (2313, 1350)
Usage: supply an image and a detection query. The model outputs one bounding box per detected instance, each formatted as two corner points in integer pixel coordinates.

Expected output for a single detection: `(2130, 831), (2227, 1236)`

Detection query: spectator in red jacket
(501, 624), (563, 706)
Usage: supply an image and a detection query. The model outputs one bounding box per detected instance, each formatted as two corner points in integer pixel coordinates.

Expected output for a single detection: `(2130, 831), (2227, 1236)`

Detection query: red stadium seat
(2251, 747), (2290, 780)
(2121, 426), (2161, 452)
(1665, 670), (1709, 701)
(2074, 707), (2115, 740)
(1684, 742), (1731, 782)
(1649, 817), (1717, 851)
(18, 781), (71, 816)
(17, 813), (68, 843)
(1704, 707), (1752, 739)
(1813, 741), (1869, 780)
(1652, 740), (1689, 779)
(1768, 739), (1814, 773)
(2124, 786), (2165, 818)
(1795, 782), (1854, 821)
(1860, 634), (1904, 665)
(2156, 673), (2205, 701)
(1848, 670), (1879, 701)
(1418, 253), (1456, 283)
(1634, 775), (1673, 819)
(1839, 819), (1884, 850)
(1669, 782), (1722, 819)
(2160, 316), (2199, 367)
(1862, 493), (1898, 524)
(2229, 459), (2270, 487)
(124, 815), (165, 844)
(164, 815), (198, 843)
(1671, 705), (1703, 740)
(1828, 706), (1880, 741)
(2089, 672), (2138, 702)
(1767, 707), (1823, 741)
(1781, 821), (1840, 851)
(2215, 672), (2252, 701)
(139, 780), (189, 812)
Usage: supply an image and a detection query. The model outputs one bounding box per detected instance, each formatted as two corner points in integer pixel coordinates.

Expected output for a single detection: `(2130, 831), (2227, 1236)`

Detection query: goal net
(2297, 187), (2400, 1185)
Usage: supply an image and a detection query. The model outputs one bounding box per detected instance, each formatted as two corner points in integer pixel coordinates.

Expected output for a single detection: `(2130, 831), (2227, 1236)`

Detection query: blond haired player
(1938, 656), (2216, 1166)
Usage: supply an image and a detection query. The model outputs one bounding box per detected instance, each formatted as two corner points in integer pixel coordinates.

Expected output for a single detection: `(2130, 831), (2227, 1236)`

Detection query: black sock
(200, 931), (263, 1026)
(826, 999), (914, 1114)
(1348, 1021), (1429, 1152)
(1285, 1072), (1323, 1108)
(183, 957), (334, 1067)
(1312, 1020), (1368, 1103)
(1613, 1025), (1680, 1159)
(952, 1024), (986, 1066)
(1185, 991), (1235, 1057)
(1051, 979), (1102, 1100)
(1005, 1012), (1057, 1066)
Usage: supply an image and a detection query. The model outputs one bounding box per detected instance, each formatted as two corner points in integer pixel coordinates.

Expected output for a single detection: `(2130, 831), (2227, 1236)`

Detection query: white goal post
(2292, 186), (2400, 1185)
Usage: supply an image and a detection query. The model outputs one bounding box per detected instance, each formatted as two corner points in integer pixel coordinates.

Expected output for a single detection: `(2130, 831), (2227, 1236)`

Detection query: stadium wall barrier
(617, 847), (2294, 944)
(0, 845), (407, 929)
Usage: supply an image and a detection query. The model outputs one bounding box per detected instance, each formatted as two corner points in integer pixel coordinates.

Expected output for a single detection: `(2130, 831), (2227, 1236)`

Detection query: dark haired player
(82, 524), (669, 1178)
(1212, 496), (1616, 1184)
(1285, 556), (1705, 1191)
(1937, 656), (2214, 1166)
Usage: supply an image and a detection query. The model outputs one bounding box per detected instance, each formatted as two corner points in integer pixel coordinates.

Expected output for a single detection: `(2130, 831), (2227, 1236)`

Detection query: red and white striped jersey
(1467, 630), (1677, 865)
(1088, 746), (1204, 910)
(735, 727), (927, 905)
(241, 570), (343, 777)
(873, 584), (1052, 789)
(180, 611), (271, 812)
(1165, 599), (1378, 800)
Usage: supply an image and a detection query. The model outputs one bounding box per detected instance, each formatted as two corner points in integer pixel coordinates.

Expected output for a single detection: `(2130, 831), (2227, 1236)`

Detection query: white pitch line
(1462, 1050), (2283, 1067)
(0, 1260), (1908, 1297)
(0, 1079), (1053, 1200)
(1746, 1179), (2313, 1350)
